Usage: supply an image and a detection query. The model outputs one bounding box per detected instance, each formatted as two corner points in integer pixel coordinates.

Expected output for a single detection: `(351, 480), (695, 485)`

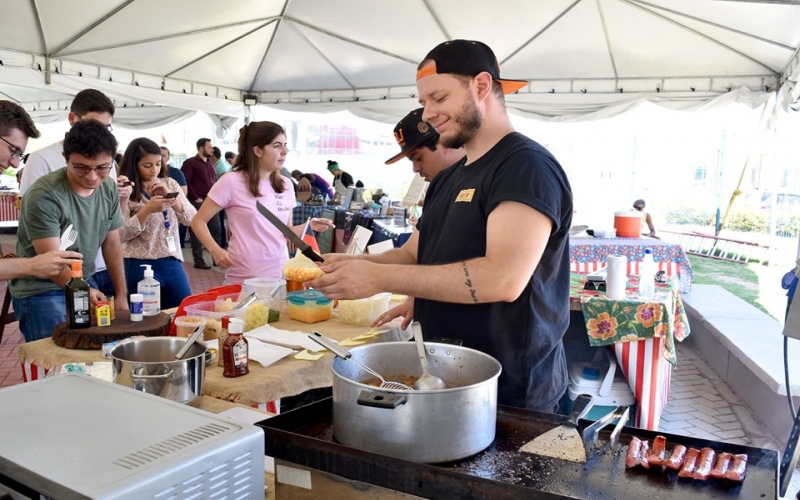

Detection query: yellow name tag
(455, 188), (475, 202)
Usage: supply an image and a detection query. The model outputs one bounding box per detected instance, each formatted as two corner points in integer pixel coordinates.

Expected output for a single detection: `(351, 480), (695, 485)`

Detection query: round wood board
(52, 311), (171, 350)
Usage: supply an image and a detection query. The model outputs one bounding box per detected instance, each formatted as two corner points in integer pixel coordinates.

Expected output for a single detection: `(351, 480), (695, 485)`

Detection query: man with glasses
(0, 101), (83, 280)
(11, 120), (128, 342)
(632, 199), (657, 237)
(19, 88), (129, 298)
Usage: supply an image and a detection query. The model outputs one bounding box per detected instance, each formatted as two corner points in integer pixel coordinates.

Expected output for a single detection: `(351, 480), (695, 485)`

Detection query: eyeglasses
(71, 164), (113, 175)
(0, 137), (23, 160)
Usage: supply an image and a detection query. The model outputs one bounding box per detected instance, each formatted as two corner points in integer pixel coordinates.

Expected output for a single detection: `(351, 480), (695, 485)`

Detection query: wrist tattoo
(462, 261), (478, 303)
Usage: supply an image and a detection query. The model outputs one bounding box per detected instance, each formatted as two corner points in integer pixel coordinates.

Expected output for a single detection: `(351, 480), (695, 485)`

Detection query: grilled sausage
(664, 444), (687, 470)
(647, 435), (668, 467)
(626, 437), (642, 468)
(638, 440), (651, 468)
(691, 447), (716, 480)
(724, 453), (748, 482)
(678, 447), (701, 478)
(710, 452), (732, 479)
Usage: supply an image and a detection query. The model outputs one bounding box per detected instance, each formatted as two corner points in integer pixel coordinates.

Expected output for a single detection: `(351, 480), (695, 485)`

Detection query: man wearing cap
(326, 160), (354, 203)
(385, 107), (465, 183)
(311, 40), (573, 413)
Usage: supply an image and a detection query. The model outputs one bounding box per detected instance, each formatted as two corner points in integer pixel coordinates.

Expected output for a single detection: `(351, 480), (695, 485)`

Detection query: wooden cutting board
(52, 311), (170, 350)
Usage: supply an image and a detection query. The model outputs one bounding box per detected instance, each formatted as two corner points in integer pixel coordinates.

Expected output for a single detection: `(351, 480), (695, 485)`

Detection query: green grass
(687, 254), (773, 316)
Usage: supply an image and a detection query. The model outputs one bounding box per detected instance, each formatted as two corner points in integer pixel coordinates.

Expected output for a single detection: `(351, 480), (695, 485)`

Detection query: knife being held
(255, 201), (325, 263)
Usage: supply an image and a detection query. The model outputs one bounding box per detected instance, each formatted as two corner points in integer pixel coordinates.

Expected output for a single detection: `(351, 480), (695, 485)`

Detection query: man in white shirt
(19, 89), (126, 297)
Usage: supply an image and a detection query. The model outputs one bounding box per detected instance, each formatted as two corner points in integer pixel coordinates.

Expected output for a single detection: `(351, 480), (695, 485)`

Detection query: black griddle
(258, 398), (779, 500)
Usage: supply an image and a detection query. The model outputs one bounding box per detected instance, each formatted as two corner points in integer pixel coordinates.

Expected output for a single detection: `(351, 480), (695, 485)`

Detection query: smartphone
(120, 181), (132, 187)
(165, 192), (179, 199)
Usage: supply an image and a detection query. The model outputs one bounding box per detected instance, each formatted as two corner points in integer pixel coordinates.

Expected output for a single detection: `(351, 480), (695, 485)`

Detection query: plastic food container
(174, 316), (207, 338)
(287, 290), (333, 324)
(185, 300), (247, 340)
(242, 278), (286, 323)
(338, 292), (392, 326)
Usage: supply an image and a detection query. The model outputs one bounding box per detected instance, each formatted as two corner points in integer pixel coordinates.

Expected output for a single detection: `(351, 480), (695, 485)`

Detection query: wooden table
(18, 303), (410, 412)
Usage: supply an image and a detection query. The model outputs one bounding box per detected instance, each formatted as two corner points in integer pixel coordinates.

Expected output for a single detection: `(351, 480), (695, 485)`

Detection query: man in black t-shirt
(310, 40), (573, 412)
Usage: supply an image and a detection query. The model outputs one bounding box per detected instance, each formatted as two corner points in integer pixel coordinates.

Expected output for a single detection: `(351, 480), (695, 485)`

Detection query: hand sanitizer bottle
(638, 249), (656, 300)
(138, 264), (161, 316)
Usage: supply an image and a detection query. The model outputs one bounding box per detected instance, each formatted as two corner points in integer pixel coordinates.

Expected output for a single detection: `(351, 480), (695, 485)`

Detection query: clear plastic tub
(185, 299), (247, 339)
(241, 278), (286, 323)
(174, 316), (206, 338)
(287, 290), (333, 324)
(338, 292), (392, 326)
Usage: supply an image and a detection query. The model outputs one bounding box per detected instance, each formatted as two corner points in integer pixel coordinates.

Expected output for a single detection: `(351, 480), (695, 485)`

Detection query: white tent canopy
(1, 0), (799, 127)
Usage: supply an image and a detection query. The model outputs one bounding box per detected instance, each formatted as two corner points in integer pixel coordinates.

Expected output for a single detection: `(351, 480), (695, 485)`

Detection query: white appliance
(0, 374), (264, 499)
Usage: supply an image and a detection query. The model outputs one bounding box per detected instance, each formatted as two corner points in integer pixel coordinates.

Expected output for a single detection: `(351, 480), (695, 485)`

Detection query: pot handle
(357, 390), (407, 409)
(131, 367), (174, 380)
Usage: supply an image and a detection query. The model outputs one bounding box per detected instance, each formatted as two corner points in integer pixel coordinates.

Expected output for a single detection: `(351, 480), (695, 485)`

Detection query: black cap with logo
(385, 108), (439, 165)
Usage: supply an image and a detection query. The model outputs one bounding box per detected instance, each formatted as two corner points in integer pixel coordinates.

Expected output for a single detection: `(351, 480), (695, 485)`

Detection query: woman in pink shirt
(191, 121), (334, 284)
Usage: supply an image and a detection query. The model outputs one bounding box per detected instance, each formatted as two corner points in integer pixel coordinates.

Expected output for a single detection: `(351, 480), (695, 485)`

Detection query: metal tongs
(231, 292), (259, 311)
(582, 405), (631, 447)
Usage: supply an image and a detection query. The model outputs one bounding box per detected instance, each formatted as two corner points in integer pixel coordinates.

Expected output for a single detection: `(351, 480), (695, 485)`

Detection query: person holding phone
(118, 138), (196, 308)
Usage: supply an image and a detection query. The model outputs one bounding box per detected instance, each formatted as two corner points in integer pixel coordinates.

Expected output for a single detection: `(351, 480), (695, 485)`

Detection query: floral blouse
(120, 177), (196, 261)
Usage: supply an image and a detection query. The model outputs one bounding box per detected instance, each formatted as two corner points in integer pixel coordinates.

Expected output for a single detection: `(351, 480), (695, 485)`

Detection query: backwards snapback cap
(416, 39), (527, 94)
(385, 108), (440, 165)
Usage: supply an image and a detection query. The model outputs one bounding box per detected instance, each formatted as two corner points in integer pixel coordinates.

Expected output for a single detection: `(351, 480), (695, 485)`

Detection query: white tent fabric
(1, 0), (799, 124)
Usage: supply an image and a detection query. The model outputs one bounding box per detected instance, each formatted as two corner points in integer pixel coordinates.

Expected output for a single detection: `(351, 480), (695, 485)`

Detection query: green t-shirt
(215, 159), (231, 179)
(11, 169), (124, 298)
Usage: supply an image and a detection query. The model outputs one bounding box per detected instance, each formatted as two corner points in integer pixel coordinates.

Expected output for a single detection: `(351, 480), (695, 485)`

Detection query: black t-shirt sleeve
(341, 172), (355, 187)
(485, 149), (570, 234)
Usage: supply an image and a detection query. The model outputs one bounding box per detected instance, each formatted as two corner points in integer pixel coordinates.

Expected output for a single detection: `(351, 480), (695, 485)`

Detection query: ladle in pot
(411, 322), (447, 390)
(309, 332), (413, 391)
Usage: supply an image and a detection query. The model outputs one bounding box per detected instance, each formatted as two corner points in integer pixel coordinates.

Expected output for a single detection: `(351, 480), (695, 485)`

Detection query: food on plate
(710, 452), (732, 479)
(626, 437), (642, 468)
(678, 447), (701, 478)
(724, 454), (748, 482)
(664, 444), (687, 470)
(647, 435), (667, 467)
(690, 447), (716, 481)
(283, 253), (325, 282)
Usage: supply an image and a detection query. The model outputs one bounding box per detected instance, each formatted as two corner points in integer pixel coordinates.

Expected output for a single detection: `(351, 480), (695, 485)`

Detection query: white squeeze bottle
(638, 248), (656, 299)
(138, 264), (161, 316)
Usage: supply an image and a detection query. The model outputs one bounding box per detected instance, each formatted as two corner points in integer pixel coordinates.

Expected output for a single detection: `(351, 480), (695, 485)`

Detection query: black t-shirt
(336, 171), (354, 187)
(415, 132), (573, 411)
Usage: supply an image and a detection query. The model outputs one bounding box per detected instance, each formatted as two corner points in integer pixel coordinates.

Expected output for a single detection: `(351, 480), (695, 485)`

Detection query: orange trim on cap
(500, 79), (528, 94)
(416, 65), (437, 81)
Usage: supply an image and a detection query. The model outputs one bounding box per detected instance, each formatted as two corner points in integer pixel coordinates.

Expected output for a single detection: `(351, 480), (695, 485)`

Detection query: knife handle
(301, 246), (325, 263)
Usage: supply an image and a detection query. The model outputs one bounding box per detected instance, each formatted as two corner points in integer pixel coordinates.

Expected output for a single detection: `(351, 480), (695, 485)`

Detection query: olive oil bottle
(66, 261), (91, 329)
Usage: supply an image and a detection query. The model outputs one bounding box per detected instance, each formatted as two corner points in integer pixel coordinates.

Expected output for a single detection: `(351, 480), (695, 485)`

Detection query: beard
(440, 95), (482, 149)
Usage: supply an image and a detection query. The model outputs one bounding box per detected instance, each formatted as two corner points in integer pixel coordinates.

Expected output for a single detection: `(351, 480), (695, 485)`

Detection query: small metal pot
(110, 337), (206, 404)
(331, 341), (502, 463)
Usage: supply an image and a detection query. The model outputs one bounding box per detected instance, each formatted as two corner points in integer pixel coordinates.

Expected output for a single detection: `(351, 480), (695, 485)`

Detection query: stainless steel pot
(110, 337), (206, 404)
(331, 341), (501, 463)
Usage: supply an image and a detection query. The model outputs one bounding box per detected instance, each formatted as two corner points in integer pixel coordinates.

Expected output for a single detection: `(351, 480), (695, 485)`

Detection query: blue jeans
(124, 257), (192, 310)
(12, 277), (99, 343)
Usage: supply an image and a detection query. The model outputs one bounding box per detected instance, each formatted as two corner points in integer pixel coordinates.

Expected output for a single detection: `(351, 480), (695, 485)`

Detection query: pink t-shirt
(208, 171), (296, 284)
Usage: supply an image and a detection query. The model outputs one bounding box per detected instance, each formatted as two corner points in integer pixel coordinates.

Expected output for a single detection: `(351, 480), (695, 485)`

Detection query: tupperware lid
(287, 290), (332, 306)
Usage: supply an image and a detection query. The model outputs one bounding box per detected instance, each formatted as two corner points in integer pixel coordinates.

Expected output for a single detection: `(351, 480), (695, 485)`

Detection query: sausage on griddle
(647, 435), (668, 467)
(638, 440), (651, 468)
(710, 452), (732, 479)
(678, 447), (701, 478)
(664, 444), (687, 470)
(724, 453), (748, 482)
(691, 447), (716, 481)
(626, 437), (642, 468)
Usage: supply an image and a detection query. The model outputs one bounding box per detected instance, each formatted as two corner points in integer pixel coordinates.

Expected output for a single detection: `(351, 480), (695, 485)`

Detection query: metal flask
(111, 337), (207, 404)
(330, 341), (502, 463)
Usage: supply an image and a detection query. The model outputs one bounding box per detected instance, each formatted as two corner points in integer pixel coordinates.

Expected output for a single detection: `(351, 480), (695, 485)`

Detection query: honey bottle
(65, 261), (90, 329)
(222, 318), (249, 377)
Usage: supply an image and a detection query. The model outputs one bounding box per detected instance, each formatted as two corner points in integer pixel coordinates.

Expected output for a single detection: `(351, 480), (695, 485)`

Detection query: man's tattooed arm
(462, 261), (478, 303)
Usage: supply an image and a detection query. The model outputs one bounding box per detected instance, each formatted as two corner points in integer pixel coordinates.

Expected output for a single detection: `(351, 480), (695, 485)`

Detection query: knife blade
(255, 201), (324, 263)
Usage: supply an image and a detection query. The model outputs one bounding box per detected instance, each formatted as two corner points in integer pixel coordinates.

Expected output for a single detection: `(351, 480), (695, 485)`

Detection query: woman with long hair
(119, 138), (196, 308)
(191, 121), (333, 284)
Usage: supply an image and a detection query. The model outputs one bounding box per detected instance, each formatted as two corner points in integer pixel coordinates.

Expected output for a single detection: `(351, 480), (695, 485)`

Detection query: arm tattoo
(462, 261), (478, 303)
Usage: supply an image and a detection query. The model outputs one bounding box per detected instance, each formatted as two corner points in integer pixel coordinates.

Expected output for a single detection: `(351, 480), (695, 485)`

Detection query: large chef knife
(255, 201), (325, 263)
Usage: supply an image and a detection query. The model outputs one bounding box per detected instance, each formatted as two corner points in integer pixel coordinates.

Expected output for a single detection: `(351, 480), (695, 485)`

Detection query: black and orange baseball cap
(416, 40), (528, 94)
(385, 108), (440, 165)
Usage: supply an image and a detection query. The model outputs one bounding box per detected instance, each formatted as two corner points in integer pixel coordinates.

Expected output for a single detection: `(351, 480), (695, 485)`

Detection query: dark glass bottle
(223, 318), (249, 378)
(65, 261), (91, 329)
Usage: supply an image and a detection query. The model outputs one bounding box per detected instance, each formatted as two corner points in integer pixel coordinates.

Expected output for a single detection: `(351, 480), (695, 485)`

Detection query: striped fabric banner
(571, 261), (678, 277)
(614, 337), (672, 431)
(21, 362), (48, 382)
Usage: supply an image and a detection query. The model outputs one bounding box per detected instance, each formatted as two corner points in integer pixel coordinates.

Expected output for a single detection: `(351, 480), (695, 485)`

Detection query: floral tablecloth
(569, 272), (691, 430)
(569, 237), (693, 293)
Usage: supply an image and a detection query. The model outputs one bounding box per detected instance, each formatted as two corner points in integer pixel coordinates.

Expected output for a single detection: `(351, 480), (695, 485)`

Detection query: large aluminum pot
(110, 337), (206, 404)
(331, 341), (501, 463)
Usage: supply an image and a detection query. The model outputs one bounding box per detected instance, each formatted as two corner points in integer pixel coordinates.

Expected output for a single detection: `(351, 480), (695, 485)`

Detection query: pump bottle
(638, 249), (656, 299)
(138, 264), (161, 316)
